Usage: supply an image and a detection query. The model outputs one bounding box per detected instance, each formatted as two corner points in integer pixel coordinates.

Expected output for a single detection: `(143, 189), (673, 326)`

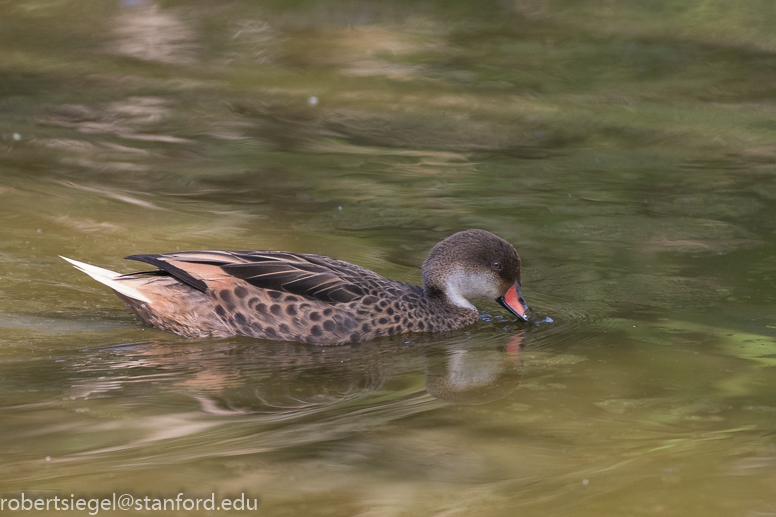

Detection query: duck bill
(497, 283), (529, 322)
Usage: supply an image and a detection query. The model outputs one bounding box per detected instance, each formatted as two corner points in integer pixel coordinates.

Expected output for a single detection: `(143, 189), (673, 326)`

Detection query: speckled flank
(79, 229), (525, 346)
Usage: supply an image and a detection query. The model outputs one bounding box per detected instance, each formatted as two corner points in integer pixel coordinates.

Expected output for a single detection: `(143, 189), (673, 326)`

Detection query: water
(1, 0), (775, 515)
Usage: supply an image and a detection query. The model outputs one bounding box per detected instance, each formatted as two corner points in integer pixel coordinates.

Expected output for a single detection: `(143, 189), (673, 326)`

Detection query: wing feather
(126, 250), (368, 303)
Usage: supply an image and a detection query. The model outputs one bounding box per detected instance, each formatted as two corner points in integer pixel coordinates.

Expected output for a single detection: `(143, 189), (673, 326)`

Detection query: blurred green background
(0, 0), (775, 515)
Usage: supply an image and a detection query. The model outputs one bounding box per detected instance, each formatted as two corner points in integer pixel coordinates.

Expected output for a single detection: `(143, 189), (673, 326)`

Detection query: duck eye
(491, 261), (502, 270)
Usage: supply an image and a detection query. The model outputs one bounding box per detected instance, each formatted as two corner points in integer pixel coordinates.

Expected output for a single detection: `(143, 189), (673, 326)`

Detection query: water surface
(1, 0), (775, 515)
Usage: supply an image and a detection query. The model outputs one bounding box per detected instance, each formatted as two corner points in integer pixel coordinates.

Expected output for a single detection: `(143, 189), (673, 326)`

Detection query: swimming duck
(62, 229), (529, 345)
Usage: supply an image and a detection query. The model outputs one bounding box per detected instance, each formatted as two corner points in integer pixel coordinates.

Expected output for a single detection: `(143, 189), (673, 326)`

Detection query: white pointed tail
(61, 256), (152, 304)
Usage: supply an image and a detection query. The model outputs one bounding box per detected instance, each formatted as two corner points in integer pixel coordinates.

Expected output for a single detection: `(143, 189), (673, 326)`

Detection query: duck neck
(437, 268), (496, 311)
(422, 288), (481, 330)
(424, 270), (484, 317)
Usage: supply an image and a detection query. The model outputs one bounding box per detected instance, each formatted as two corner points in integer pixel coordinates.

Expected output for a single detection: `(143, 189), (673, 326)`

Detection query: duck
(61, 229), (529, 346)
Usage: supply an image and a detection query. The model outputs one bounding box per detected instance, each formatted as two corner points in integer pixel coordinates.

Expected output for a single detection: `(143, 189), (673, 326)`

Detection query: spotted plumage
(62, 229), (529, 346)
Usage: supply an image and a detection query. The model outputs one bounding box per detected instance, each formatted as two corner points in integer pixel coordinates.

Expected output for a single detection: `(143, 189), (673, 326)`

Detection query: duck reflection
(69, 331), (524, 415)
(424, 332), (523, 405)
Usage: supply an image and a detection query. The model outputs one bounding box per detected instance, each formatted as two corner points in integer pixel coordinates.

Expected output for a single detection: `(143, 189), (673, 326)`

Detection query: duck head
(421, 229), (529, 321)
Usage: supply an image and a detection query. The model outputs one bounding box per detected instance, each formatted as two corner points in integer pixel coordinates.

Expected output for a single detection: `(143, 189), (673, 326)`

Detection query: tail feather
(61, 256), (152, 304)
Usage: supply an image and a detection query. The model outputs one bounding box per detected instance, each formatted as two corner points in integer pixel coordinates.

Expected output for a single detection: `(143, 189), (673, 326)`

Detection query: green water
(1, 0), (775, 515)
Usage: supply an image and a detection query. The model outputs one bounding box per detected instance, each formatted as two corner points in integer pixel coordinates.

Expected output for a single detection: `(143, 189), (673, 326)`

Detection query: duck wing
(125, 251), (368, 304)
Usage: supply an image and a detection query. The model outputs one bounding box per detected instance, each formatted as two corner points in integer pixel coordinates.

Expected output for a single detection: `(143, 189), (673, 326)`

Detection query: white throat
(443, 268), (499, 310)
